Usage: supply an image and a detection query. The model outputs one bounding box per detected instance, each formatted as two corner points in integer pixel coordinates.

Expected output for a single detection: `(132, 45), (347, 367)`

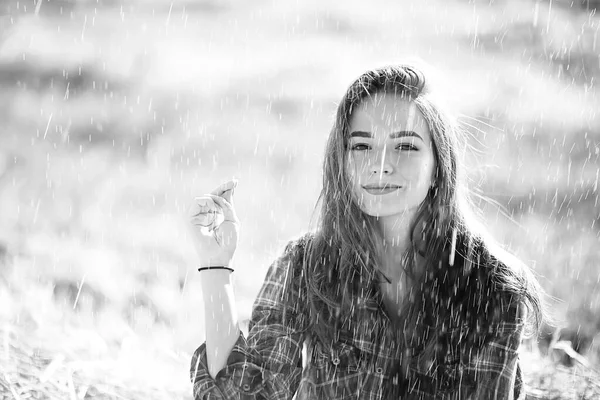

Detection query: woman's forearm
(200, 268), (241, 379)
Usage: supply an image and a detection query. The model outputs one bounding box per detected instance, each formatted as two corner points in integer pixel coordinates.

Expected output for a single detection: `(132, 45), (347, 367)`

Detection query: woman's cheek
(415, 163), (436, 191)
(403, 155), (431, 175)
(347, 159), (367, 182)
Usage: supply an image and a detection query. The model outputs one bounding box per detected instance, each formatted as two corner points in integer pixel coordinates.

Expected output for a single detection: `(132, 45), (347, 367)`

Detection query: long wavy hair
(292, 64), (544, 390)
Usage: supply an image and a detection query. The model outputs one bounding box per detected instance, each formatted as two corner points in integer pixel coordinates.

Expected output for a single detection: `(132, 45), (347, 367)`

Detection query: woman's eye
(350, 143), (417, 151)
(397, 143), (417, 151)
(351, 143), (370, 151)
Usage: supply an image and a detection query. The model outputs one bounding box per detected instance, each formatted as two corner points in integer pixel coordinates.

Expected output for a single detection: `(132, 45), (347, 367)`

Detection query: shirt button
(242, 384), (251, 392)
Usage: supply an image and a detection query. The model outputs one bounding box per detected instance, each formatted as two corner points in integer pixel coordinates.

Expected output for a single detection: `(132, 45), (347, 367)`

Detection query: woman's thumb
(221, 180), (237, 203)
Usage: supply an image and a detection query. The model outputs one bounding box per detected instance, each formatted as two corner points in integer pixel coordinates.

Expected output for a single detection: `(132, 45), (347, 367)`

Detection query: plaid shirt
(191, 237), (527, 400)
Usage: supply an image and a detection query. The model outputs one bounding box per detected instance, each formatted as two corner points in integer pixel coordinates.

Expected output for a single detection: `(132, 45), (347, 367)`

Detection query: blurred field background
(1, 0), (600, 398)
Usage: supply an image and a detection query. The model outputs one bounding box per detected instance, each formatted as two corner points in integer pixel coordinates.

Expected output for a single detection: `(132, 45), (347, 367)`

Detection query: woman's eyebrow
(350, 130), (423, 141)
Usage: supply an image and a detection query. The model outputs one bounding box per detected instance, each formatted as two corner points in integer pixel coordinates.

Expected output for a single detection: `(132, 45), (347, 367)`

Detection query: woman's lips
(363, 186), (401, 195)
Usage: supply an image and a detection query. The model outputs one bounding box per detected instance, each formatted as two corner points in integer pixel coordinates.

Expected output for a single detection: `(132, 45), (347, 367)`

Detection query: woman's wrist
(198, 260), (232, 268)
(197, 265), (234, 273)
(199, 265), (234, 289)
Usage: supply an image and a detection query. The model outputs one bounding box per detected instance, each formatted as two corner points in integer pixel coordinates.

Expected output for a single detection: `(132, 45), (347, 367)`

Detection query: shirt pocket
(443, 324), (470, 365)
(437, 324), (476, 396)
(312, 341), (362, 400)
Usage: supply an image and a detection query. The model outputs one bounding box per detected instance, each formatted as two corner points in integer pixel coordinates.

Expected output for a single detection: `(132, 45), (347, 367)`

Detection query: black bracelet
(197, 266), (234, 273)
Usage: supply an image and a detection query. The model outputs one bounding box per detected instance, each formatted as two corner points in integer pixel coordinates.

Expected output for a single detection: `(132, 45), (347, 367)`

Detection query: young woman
(188, 65), (544, 399)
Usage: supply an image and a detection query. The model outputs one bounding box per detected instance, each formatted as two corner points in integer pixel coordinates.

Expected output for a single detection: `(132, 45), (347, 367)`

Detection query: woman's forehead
(349, 93), (429, 135)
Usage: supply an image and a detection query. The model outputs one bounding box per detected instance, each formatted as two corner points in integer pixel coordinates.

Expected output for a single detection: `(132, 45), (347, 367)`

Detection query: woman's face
(346, 92), (437, 218)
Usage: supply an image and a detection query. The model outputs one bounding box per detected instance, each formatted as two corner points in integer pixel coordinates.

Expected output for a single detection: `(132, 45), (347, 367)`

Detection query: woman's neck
(374, 213), (417, 285)
(376, 212), (414, 257)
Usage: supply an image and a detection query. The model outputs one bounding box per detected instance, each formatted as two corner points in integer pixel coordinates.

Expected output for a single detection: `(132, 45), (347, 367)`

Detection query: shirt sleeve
(190, 237), (309, 400)
(465, 297), (527, 400)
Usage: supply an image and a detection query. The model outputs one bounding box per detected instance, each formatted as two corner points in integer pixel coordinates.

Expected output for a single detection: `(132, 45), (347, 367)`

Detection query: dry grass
(0, 322), (188, 399)
(2, 315), (600, 399)
(0, 269), (191, 399)
(522, 349), (600, 400)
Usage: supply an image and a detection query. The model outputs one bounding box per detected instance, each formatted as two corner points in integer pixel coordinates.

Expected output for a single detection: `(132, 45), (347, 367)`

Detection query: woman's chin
(361, 207), (412, 219)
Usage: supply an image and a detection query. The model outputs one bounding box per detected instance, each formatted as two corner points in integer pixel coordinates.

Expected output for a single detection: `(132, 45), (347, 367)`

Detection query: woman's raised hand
(188, 179), (239, 268)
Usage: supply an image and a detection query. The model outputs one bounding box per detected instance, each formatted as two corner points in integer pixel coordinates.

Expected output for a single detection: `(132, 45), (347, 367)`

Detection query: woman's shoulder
(450, 234), (529, 325)
(274, 231), (314, 270)
(460, 234), (527, 284)
(282, 231), (314, 254)
(262, 232), (315, 289)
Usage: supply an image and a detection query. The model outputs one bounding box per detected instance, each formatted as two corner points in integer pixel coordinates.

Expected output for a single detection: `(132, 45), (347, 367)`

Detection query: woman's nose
(370, 152), (394, 175)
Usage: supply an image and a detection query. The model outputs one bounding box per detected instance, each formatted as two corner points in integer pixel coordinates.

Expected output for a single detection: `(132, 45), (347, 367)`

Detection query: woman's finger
(220, 188), (234, 204)
(206, 194), (237, 223)
(189, 197), (217, 224)
(210, 179), (238, 199)
(190, 212), (218, 228)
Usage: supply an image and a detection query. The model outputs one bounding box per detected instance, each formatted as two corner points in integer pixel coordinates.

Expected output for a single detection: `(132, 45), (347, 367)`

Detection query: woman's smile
(362, 184), (402, 195)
